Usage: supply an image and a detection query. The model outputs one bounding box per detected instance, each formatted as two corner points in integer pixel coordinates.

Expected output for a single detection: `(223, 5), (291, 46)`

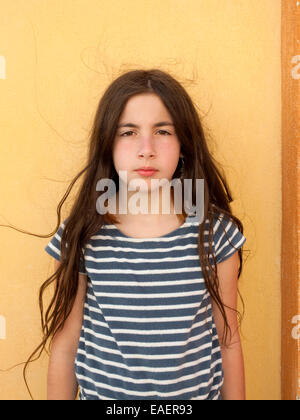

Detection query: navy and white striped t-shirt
(44, 212), (246, 400)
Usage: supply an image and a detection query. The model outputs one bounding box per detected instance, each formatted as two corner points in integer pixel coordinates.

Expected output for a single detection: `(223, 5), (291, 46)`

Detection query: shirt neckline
(104, 217), (190, 240)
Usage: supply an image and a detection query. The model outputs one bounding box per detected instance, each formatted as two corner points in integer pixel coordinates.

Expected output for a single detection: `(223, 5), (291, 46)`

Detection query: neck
(112, 187), (183, 225)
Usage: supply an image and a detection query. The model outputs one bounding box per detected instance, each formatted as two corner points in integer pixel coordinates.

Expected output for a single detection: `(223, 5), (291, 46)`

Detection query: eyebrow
(117, 121), (175, 129)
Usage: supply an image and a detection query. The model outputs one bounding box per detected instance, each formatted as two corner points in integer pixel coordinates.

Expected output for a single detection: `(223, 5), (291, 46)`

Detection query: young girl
(40, 69), (247, 400)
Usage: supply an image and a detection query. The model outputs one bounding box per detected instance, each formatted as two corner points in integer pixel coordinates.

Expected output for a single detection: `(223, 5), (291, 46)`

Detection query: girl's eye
(120, 131), (135, 137)
(157, 130), (171, 135)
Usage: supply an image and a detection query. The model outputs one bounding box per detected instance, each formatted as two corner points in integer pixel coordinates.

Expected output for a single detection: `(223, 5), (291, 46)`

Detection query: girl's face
(113, 93), (182, 195)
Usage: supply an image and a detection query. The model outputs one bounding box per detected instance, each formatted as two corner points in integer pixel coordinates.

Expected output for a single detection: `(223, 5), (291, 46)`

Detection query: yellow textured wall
(0, 0), (281, 400)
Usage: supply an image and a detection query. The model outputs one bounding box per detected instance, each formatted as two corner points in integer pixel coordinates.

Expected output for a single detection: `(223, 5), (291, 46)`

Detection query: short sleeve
(213, 212), (247, 264)
(44, 219), (87, 275)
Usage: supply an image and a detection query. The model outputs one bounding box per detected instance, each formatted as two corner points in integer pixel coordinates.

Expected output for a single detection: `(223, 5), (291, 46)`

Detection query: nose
(137, 134), (156, 159)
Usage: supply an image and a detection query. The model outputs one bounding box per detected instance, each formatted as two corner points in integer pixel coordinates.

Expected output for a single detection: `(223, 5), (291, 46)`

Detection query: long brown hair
(2, 68), (247, 398)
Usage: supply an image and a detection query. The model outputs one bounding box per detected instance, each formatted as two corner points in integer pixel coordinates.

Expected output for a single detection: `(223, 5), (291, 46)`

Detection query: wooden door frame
(281, 0), (300, 401)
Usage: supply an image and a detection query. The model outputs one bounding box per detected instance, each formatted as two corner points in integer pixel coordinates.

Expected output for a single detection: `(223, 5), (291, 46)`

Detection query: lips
(135, 167), (158, 177)
(135, 167), (158, 171)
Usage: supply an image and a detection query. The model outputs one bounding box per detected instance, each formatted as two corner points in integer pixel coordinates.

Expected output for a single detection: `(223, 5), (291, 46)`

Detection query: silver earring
(179, 156), (185, 178)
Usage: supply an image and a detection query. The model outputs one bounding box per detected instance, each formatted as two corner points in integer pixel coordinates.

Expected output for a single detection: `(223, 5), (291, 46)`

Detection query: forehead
(119, 93), (173, 122)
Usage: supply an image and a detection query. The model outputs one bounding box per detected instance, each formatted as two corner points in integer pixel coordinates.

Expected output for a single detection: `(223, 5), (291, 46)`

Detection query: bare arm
(47, 259), (87, 400)
(212, 252), (246, 400)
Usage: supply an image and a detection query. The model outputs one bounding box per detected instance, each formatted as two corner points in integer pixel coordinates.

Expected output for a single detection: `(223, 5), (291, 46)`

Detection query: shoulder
(210, 208), (247, 264)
